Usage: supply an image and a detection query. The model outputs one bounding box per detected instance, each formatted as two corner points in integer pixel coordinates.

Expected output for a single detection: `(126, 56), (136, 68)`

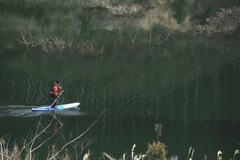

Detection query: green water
(1, 0), (240, 159)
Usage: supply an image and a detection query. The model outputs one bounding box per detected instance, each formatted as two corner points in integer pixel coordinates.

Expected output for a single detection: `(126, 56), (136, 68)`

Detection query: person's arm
(53, 86), (58, 96)
(57, 84), (63, 90)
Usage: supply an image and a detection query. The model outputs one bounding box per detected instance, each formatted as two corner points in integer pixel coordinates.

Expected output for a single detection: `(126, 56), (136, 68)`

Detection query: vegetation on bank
(194, 7), (240, 37)
(0, 111), (104, 160)
(1, 117), (240, 160)
(1, 0), (240, 56)
(16, 27), (171, 56)
(16, 28), (104, 56)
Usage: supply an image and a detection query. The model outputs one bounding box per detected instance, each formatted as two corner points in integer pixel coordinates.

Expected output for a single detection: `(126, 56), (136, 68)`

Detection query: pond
(1, 0), (240, 159)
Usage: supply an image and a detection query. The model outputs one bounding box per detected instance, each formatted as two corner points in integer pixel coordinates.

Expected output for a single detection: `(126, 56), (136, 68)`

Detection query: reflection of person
(49, 80), (62, 108)
(52, 121), (61, 133)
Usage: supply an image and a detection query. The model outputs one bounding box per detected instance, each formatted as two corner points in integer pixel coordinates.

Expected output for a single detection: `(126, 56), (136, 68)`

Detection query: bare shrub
(194, 7), (240, 36)
(16, 28), (103, 56)
(0, 109), (105, 159)
(80, 0), (142, 15)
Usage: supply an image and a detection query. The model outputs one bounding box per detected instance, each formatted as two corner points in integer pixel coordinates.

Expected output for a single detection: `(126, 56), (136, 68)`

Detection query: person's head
(55, 80), (60, 85)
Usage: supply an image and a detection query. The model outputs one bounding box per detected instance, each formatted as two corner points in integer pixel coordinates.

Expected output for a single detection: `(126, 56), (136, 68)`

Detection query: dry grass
(2, 118), (239, 160)
(94, 124), (240, 160)
(0, 109), (106, 160)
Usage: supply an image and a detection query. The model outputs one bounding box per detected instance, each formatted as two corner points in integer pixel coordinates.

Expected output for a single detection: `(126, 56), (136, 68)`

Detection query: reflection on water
(1, 50), (240, 158)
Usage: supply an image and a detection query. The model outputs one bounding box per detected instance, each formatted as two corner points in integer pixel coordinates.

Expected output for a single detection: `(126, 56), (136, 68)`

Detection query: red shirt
(53, 85), (58, 92)
(50, 85), (59, 96)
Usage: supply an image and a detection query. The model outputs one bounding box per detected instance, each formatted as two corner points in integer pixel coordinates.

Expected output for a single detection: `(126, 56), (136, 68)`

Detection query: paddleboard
(31, 102), (80, 112)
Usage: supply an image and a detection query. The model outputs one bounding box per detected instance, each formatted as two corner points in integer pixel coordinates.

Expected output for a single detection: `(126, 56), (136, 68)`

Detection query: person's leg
(50, 94), (57, 108)
(51, 99), (56, 108)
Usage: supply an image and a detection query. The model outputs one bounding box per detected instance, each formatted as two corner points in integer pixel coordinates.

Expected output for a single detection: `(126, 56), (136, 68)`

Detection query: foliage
(172, 0), (187, 23)
(145, 123), (167, 160)
(154, 123), (162, 141)
(145, 141), (167, 160)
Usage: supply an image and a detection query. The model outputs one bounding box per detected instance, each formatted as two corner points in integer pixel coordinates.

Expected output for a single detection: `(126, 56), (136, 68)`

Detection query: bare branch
(157, 33), (170, 45)
(128, 32), (138, 44)
(18, 114), (56, 158)
(48, 109), (106, 160)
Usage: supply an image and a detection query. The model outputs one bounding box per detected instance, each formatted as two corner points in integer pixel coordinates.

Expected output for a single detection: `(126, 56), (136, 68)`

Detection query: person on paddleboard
(49, 80), (63, 108)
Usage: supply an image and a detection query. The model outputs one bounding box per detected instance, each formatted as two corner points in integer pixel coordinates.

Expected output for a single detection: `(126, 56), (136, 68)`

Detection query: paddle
(50, 89), (64, 108)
